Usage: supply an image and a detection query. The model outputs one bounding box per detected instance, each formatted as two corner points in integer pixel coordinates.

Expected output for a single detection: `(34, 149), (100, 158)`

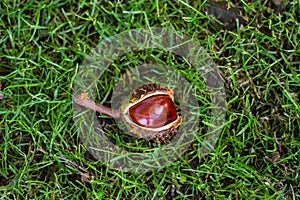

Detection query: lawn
(0, 0), (299, 199)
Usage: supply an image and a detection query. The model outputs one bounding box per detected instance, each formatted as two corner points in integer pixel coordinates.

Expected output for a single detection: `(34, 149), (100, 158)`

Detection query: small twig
(57, 156), (88, 174)
(36, 148), (93, 183)
(36, 147), (47, 154)
(57, 156), (93, 183)
(72, 92), (121, 118)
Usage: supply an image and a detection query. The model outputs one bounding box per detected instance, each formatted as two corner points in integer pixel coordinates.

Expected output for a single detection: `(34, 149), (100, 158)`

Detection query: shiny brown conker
(128, 94), (178, 128)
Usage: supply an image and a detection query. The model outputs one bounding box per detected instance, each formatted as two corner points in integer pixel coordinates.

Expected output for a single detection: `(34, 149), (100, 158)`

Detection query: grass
(0, 0), (299, 199)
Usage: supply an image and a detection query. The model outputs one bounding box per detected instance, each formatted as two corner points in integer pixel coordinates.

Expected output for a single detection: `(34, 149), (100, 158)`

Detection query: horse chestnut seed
(128, 95), (178, 128)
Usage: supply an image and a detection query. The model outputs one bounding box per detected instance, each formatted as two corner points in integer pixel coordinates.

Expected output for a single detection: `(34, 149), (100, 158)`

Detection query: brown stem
(73, 93), (121, 118)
